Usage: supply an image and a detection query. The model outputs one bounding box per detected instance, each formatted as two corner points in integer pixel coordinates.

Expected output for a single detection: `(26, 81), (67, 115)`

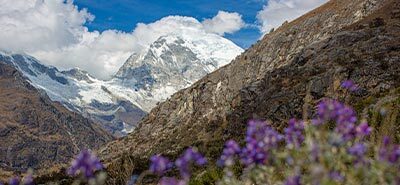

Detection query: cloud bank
(0, 0), (245, 79)
(202, 11), (245, 36)
(257, 0), (327, 34)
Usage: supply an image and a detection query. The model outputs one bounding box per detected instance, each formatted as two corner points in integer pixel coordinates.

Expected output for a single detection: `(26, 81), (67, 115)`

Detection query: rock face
(97, 0), (400, 184)
(0, 62), (114, 179)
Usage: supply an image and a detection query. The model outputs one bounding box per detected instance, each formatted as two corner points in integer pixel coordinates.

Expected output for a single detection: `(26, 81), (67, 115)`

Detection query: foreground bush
(147, 81), (400, 185)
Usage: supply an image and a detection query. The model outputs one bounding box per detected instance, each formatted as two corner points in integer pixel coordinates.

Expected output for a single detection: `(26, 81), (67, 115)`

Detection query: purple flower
(348, 143), (367, 165)
(246, 120), (283, 148)
(159, 177), (186, 185)
(356, 122), (372, 137)
(312, 99), (358, 140)
(9, 177), (19, 185)
(329, 171), (344, 182)
(313, 99), (357, 125)
(149, 155), (173, 175)
(217, 140), (241, 167)
(241, 120), (283, 166)
(175, 147), (207, 179)
(341, 80), (359, 91)
(284, 175), (301, 185)
(284, 119), (305, 148)
(23, 172), (34, 185)
(348, 143), (367, 156)
(310, 142), (319, 162)
(379, 136), (400, 164)
(67, 150), (103, 178)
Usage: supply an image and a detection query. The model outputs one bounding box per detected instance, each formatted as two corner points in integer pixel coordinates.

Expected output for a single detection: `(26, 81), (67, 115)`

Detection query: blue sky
(74, 0), (266, 48)
(0, 0), (326, 78)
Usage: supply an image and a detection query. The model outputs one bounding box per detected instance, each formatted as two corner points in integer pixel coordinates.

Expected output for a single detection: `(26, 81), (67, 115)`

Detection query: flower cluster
(348, 143), (367, 165)
(241, 120), (283, 166)
(312, 98), (372, 141)
(148, 147), (207, 185)
(284, 175), (301, 185)
(341, 80), (359, 91)
(0, 170), (34, 185)
(284, 119), (305, 148)
(312, 99), (357, 126)
(379, 137), (400, 164)
(159, 177), (186, 185)
(217, 120), (285, 168)
(9, 177), (20, 185)
(175, 147), (207, 179)
(218, 119), (307, 168)
(67, 150), (103, 178)
(212, 81), (400, 185)
(0, 150), (105, 185)
(217, 140), (241, 167)
(149, 155), (173, 175)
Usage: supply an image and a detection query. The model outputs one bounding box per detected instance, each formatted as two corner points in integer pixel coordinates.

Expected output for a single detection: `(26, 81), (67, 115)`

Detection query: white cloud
(0, 0), (245, 79)
(0, 0), (93, 52)
(32, 30), (138, 79)
(256, 0), (327, 34)
(202, 11), (245, 36)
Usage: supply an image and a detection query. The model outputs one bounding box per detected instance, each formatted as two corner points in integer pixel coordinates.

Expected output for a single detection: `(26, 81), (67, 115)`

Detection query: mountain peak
(114, 33), (243, 98)
(62, 67), (94, 83)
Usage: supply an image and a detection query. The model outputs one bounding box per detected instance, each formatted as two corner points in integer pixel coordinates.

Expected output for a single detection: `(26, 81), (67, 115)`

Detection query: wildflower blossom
(379, 136), (400, 164)
(8, 177), (19, 185)
(67, 150), (103, 178)
(284, 119), (305, 148)
(341, 80), (359, 91)
(335, 121), (356, 141)
(217, 140), (241, 167)
(241, 120), (283, 166)
(355, 122), (372, 137)
(348, 143), (367, 165)
(312, 99), (358, 140)
(310, 142), (320, 162)
(159, 177), (186, 185)
(23, 172), (34, 185)
(329, 171), (344, 182)
(312, 99), (357, 126)
(284, 175), (301, 185)
(175, 147), (207, 179)
(149, 155), (173, 175)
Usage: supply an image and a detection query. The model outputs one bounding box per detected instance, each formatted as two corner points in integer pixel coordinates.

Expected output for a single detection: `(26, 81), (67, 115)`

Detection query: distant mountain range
(0, 33), (242, 136)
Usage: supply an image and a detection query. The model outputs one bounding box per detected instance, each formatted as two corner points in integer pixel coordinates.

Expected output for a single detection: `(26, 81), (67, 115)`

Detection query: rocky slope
(96, 0), (400, 184)
(0, 33), (242, 136)
(0, 62), (114, 180)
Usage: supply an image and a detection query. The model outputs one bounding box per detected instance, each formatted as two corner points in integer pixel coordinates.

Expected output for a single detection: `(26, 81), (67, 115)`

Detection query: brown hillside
(0, 62), (114, 180)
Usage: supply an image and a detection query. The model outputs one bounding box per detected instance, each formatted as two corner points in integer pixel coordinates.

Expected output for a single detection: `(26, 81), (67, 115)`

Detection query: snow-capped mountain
(0, 52), (147, 136)
(0, 33), (242, 136)
(115, 34), (243, 111)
